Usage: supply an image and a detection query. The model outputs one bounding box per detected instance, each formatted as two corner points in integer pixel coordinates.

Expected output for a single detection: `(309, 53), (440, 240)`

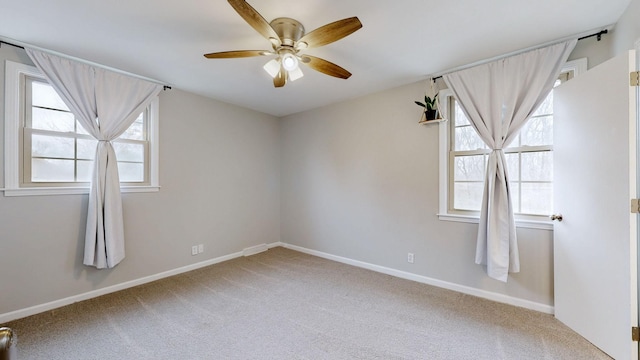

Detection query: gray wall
(279, 81), (555, 306)
(612, 0), (640, 55)
(279, 0), (640, 308)
(0, 45), (281, 315)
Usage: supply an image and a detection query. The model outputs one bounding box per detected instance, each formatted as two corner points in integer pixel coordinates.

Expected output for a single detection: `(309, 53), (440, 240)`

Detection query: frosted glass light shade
(263, 59), (280, 78)
(289, 67), (304, 81)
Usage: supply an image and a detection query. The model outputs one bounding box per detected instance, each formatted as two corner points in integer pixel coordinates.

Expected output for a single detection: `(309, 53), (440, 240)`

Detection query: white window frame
(4, 60), (160, 196)
(437, 58), (587, 230)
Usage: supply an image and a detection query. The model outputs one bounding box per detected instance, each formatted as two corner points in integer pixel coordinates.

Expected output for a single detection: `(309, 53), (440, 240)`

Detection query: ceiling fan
(204, 0), (362, 88)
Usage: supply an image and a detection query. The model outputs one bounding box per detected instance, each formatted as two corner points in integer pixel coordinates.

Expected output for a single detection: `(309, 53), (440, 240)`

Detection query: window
(438, 58), (587, 228)
(4, 60), (159, 196)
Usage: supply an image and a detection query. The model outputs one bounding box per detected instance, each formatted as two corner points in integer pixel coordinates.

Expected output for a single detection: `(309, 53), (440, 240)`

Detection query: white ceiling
(0, 0), (632, 117)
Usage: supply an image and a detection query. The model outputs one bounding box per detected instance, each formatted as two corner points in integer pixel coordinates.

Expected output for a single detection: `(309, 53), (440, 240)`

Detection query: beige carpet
(4, 247), (610, 359)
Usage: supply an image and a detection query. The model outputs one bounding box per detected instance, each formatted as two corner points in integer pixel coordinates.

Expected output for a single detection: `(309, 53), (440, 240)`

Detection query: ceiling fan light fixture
(281, 53), (299, 71)
(263, 58), (280, 78)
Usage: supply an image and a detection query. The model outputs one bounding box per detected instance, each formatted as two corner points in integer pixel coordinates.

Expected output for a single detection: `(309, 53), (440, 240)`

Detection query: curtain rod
(430, 27), (611, 81)
(0, 38), (172, 90)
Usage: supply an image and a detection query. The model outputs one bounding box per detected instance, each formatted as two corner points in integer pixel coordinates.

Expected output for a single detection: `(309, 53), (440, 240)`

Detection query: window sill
(437, 213), (553, 230)
(2, 185), (160, 197)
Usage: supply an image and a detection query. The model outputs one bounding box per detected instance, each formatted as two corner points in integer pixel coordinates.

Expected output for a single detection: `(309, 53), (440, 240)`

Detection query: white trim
(0, 242), (283, 323)
(563, 58), (588, 78)
(4, 61), (40, 190)
(1, 186), (161, 197)
(281, 243), (554, 314)
(437, 213), (553, 230)
(438, 89), (453, 219)
(149, 97), (160, 188)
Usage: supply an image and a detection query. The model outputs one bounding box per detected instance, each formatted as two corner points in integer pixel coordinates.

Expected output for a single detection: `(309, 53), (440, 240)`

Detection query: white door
(554, 50), (638, 360)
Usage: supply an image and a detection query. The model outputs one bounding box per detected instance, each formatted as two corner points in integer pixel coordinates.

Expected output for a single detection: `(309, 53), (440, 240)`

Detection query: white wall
(0, 45), (281, 316)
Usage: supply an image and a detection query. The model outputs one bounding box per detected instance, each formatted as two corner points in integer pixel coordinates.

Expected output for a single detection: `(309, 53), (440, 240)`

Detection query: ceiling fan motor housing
(270, 17), (305, 47)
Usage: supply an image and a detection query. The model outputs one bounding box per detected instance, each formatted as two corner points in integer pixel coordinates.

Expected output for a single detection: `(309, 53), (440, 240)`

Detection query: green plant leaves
(415, 93), (438, 110)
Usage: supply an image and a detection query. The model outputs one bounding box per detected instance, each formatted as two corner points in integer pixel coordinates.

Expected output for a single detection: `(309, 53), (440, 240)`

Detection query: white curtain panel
(26, 48), (162, 269)
(443, 40), (576, 282)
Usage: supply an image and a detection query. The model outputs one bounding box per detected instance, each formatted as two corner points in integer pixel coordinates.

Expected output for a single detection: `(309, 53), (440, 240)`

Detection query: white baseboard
(0, 242), (281, 323)
(281, 243), (554, 314)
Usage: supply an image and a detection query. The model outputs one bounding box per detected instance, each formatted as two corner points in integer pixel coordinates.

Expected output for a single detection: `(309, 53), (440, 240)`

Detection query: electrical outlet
(407, 253), (414, 264)
(191, 245), (198, 256)
(198, 244), (204, 254)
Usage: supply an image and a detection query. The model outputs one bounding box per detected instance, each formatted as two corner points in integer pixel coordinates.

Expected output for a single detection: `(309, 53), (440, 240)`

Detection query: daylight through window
(23, 78), (149, 186)
(449, 83), (556, 216)
(438, 59), (587, 227)
(3, 60), (159, 196)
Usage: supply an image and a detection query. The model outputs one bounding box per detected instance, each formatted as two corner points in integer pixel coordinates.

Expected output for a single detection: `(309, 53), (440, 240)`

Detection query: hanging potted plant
(415, 93), (440, 121)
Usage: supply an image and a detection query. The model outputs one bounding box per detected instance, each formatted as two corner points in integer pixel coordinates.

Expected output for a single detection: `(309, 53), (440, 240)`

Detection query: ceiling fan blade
(297, 17), (362, 50)
(204, 50), (270, 59)
(273, 66), (286, 87)
(301, 55), (352, 79)
(228, 0), (282, 47)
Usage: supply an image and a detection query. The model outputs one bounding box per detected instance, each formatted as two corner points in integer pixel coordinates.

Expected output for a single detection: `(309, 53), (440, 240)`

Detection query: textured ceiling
(0, 0), (632, 116)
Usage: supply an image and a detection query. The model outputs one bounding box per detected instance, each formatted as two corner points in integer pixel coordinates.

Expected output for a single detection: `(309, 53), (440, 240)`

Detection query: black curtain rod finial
(578, 29), (608, 42)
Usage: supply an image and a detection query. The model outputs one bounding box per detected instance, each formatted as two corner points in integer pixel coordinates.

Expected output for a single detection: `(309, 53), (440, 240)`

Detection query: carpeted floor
(5, 247), (610, 359)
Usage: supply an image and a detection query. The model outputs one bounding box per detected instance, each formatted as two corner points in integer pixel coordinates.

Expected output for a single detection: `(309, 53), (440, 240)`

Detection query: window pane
(77, 138), (97, 160)
(77, 121), (91, 135)
(31, 107), (75, 132)
(454, 155), (485, 181)
(510, 183), (520, 213)
(532, 91), (553, 117)
(113, 142), (144, 162)
(455, 126), (485, 151)
(32, 134), (74, 158)
(505, 133), (520, 149)
(454, 103), (470, 126)
(505, 153), (519, 181)
(32, 159), (74, 182)
(521, 182), (553, 215)
(77, 160), (94, 182)
(520, 116), (553, 146)
(119, 114), (145, 140)
(31, 81), (69, 111)
(118, 162), (144, 182)
(453, 182), (484, 211)
(521, 152), (552, 181)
